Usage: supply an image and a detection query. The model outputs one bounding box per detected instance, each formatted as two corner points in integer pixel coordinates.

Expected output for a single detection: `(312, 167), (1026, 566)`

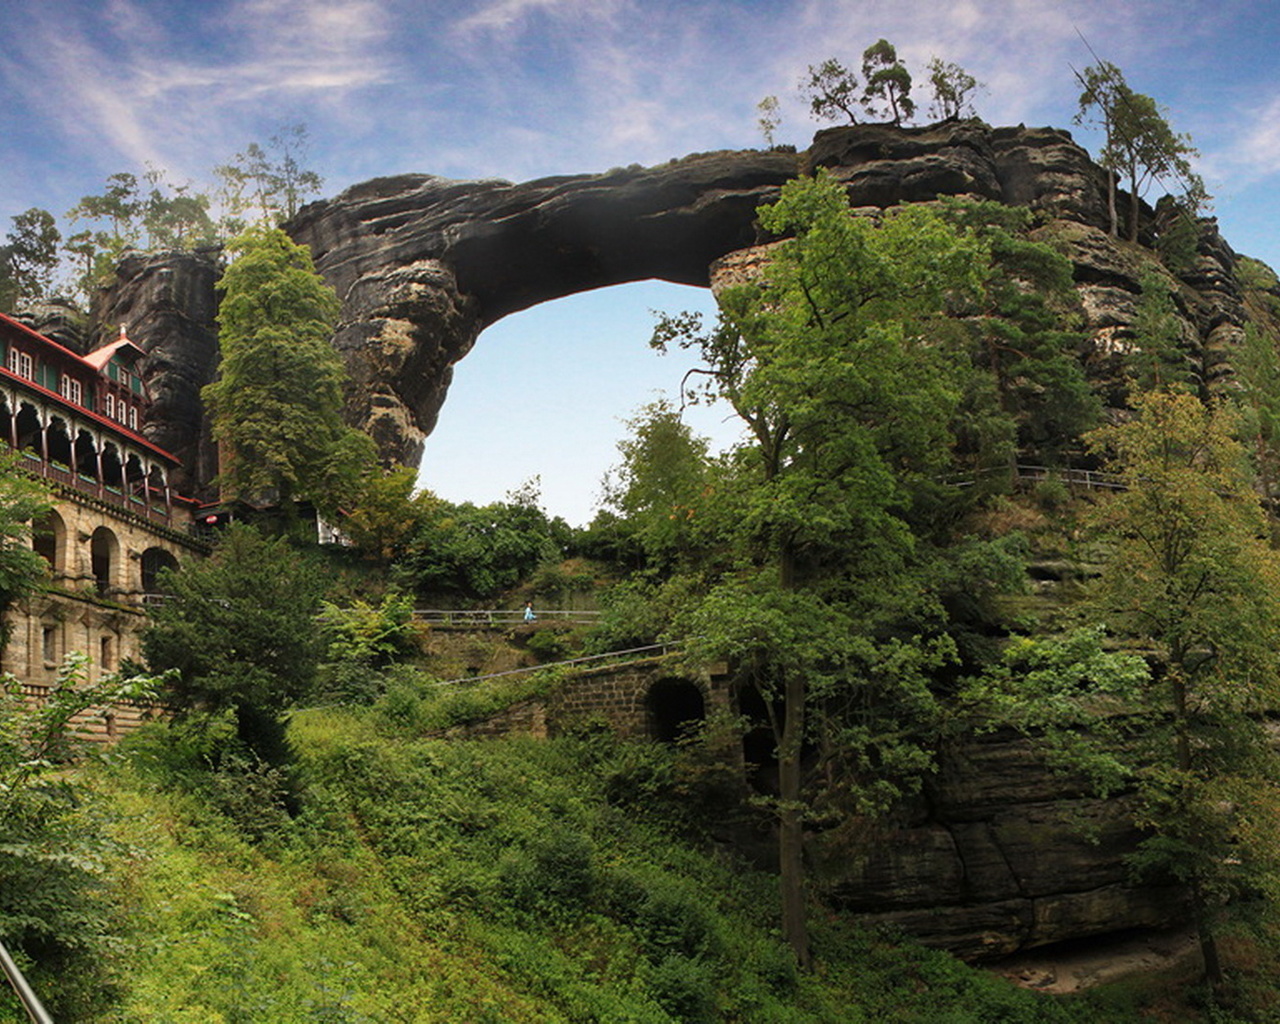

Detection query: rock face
(98, 120), (1254, 488)
(816, 730), (1181, 959)
(93, 248), (223, 499)
(287, 119), (1250, 469)
(287, 151), (800, 465)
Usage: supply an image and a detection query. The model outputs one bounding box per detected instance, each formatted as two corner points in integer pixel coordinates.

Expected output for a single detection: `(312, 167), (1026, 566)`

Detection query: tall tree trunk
(776, 540), (810, 969)
(1128, 168), (1141, 243)
(1107, 168), (1118, 237)
(778, 667), (809, 969)
(1172, 664), (1225, 997)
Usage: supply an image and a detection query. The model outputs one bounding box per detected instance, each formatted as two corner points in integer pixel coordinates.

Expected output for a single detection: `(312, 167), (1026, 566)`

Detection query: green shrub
(648, 954), (718, 1023)
(499, 826), (595, 918)
(636, 877), (720, 961)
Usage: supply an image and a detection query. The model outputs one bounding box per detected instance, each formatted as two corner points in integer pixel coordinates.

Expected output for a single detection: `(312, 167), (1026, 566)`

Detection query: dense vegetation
(0, 682), (1204, 1023)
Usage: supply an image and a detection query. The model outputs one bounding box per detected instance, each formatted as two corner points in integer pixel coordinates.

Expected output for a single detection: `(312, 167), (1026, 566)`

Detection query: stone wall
(2, 488), (203, 739)
(439, 655), (731, 741)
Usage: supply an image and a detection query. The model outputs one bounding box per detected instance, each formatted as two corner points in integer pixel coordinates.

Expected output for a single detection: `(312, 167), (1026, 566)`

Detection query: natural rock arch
(284, 121), (1110, 470)
(95, 119), (1247, 496)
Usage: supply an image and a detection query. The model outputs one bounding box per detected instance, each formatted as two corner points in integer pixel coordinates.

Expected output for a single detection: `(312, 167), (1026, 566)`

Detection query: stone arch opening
(31, 508), (66, 573)
(141, 547), (179, 594)
(417, 282), (733, 524)
(645, 676), (706, 743)
(74, 429), (96, 481)
(90, 526), (119, 595)
(124, 452), (145, 503)
(100, 443), (123, 491)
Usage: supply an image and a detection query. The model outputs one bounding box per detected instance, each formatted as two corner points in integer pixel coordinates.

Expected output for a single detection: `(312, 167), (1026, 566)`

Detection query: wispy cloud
(453, 0), (626, 39)
(1, 0), (397, 185)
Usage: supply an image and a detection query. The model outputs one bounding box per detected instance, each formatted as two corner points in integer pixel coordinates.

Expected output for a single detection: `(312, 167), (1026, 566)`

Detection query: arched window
(140, 547), (179, 595)
(31, 509), (66, 572)
(90, 526), (119, 595)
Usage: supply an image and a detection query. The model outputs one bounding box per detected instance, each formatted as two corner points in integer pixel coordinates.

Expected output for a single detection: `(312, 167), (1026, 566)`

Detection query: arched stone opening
(74, 429), (97, 482)
(645, 676), (706, 743)
(124, 452), (145, 505)
(141, 547), (179, 595)
(90, 526), (119, 595)
(416, 282), (732, 522)
(31, 508), (66, 573)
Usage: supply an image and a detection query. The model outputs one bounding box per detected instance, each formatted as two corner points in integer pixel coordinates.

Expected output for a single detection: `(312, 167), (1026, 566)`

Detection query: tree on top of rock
(1074, 60), (1205, 242)
(925, 57), (983, 121)
(799, 57), (862, 124)
(860, 39), (914, 124)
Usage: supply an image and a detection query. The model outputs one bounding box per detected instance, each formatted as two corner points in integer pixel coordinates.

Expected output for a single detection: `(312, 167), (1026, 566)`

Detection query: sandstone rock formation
(93, 248), (222, 498)
(95, 119), (1257, 492)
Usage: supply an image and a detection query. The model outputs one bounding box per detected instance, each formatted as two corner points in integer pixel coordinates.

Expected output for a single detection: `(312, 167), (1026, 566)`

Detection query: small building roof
(83, 325), (147, 370)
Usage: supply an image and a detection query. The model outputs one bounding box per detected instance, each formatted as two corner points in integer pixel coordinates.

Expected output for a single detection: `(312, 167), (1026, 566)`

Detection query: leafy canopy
(203, 226), (376, 514)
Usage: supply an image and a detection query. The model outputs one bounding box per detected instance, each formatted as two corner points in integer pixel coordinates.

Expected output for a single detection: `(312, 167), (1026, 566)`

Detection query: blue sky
(3, 0), (1279, 524)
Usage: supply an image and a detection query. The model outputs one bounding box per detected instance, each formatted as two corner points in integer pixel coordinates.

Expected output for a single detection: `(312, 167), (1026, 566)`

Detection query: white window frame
(60, 374), (83, 405)
(15, 352), (32, 380)
(104, 393), (114, 420)
(128, 406), (137, 430)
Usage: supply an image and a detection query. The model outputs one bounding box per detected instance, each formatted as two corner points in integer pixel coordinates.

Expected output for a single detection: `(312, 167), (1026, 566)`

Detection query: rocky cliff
(94, 119), (1262, 490)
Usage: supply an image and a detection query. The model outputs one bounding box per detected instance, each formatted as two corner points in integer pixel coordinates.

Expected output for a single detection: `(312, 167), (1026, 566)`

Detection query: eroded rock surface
(816, 731), (1181, 958)
(93, 248), (222, 498)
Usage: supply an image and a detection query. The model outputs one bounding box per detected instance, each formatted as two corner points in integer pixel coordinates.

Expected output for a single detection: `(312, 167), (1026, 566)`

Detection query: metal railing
(432, 641), (681, 688)
(413, 608), (602, 626)
(0, 939), (53, 1024)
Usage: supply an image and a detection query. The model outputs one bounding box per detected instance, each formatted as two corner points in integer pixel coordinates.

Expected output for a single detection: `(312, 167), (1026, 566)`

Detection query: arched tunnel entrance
(645, 676), (706, 743)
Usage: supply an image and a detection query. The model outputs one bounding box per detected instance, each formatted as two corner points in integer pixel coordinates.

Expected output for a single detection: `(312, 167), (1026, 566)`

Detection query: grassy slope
(12, 701), (1176, 1024)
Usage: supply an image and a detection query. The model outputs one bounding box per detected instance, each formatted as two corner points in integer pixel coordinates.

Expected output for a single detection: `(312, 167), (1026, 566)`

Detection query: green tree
(215, 123), (324, 228)
(756, 94), (781, 148)
(139, 166), (216, 250)
(342, 465), (439, 564)
(1233, 323), (1280, 513)
(2, 208), (61, 304)
(1075, 61), (1205, 242)
(142, 525), (328, 762)
(860, 38), (913, 124)
(397, 492), (560, 603)
(925, 57), (983, 121)
(0, 450), (52, 652)
(603, 400), (717, 569)
(1127, 267), (1192, 391)
(799, 58), (861, 124)
(938, 199), (1098, 466)
(653, 173), (994, 966)
(203, 226), (376, 515)
(1089, 389), (1280, 1000)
